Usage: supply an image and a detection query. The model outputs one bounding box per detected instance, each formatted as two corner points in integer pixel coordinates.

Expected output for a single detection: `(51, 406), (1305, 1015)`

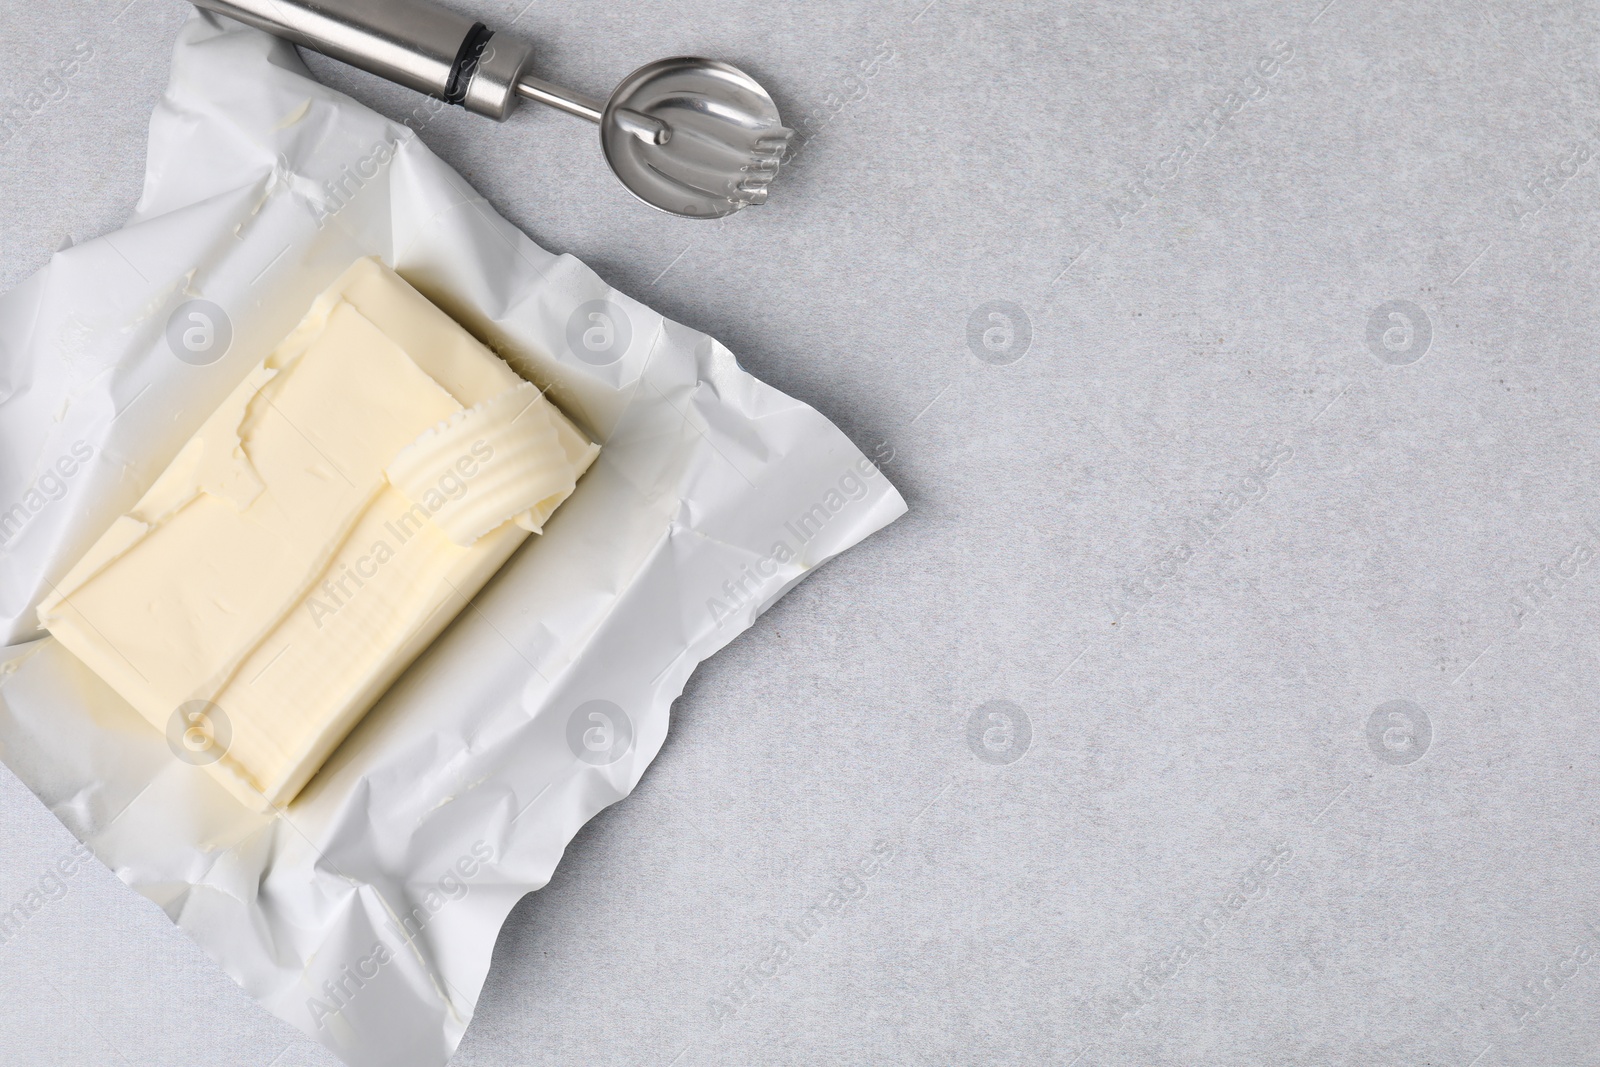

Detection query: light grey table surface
(3, 1), (1599, 1064)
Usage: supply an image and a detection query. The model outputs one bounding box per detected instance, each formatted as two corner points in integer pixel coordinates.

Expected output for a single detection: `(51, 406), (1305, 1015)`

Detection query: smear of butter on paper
(274, 98), (311, 129)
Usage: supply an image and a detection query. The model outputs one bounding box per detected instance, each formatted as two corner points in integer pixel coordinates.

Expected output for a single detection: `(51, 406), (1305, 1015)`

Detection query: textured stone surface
(3, 1), (1599, 1064)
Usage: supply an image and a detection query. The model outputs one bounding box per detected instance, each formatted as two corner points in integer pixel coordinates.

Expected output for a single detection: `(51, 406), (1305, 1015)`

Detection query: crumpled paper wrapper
(0, 12), (904, 1066)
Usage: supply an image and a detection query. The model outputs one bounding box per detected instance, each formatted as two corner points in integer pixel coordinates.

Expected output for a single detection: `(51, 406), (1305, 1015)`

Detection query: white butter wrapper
(0, 13), (905, 1067)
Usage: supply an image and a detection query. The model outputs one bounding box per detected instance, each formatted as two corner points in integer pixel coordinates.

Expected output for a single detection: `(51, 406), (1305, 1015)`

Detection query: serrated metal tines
(728, 126), (792, 205)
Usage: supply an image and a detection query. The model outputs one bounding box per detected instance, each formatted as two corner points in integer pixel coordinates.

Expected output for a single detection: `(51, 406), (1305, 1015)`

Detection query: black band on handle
(444, 23), (493, 105)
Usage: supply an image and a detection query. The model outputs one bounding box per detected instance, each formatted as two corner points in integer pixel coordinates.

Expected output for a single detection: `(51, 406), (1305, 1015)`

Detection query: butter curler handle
(188, 0), (535, 121)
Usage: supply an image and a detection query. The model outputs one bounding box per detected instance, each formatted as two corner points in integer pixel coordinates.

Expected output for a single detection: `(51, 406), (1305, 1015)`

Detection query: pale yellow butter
(39, 258), (598, 809)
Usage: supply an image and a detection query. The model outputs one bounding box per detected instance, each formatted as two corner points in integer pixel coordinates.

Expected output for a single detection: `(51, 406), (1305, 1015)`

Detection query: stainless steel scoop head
(188, 0), (793, 218)
(519, 57), (792, 218)
(601, 58), (790, 218)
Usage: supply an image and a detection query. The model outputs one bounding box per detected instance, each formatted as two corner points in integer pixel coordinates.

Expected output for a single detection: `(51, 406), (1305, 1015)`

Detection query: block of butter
(39, 258), (598, 809)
